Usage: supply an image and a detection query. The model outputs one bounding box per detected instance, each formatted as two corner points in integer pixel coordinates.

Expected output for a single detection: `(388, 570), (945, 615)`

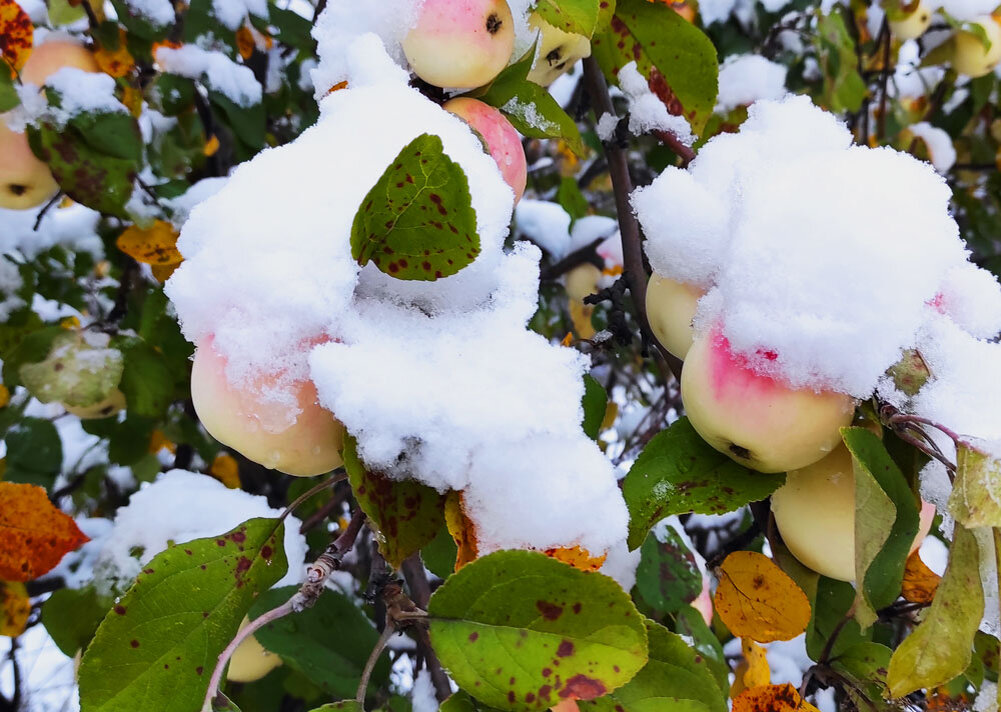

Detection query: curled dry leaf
(445, 490), (479, 571)
(0, 0), (32, 73)
(901, 549), (940, 605)
(713, 551), (812, 643)
(0, 580), (30, 636)
(0, 482), (89, 581)
(732, 683), (822, 712)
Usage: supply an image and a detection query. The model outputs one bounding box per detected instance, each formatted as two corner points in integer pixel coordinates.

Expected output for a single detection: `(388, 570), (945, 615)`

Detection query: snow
(0, 203), (103, 258)
(617, 62), (694, 146)
(634, 95), (983, 398)
(0, 257), (25, 321)
(119, 0), (173, 27)
(515, 199), (573, 257)
(908, 121), (957, 172)
(716, 55), (788, 113)
(211, 0), (267, 31)
(596, 112), (619, 142)
(154, 45), (262, 107)
(937, 0), (1000, 21)
(165, 177), (230, 229)
(411, 670), (439, 712)
(90, 470), (308, 594)
(166, 37), (630, 560)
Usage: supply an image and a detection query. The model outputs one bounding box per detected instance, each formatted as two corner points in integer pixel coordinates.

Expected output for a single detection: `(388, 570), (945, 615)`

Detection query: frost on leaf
(0, 482), (89, 582)
(351, 132), (480, 282)
(713, 551), (811, 643)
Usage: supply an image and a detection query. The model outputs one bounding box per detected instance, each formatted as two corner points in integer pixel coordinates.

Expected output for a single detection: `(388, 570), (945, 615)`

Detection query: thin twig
(876, 17), (892, 141)
(402, 555), (452, 702)
(278, 470), (345, 526)
(581, 58), (683, 382)
(33, 191), (63, 231)
(357, 616), (396, 706)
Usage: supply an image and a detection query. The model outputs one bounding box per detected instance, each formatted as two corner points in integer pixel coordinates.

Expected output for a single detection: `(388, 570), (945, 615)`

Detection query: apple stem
(580, 57), (683, 382)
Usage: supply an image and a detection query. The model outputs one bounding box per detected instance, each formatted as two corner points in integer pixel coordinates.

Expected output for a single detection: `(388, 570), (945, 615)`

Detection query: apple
(680, 326), (856, 473)
(952, 17), (1001, 78)
(20, 39), (99, 86)
(771, 444), (937, 581)
(889, 0), (933, 40)
(402, 0), (515, 89)
(565, 263), (601, 339)
(691, 573), (713, 626)
(226, 617), (282, 683)
(444, 97), (527, 202)
(526, 13), (592, 87)
(645, 273), (705, 360)
(190, 337), (344, 477)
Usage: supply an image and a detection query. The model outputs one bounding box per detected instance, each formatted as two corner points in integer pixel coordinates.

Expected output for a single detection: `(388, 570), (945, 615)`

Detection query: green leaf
(815, 11), (867, 113)
(108, 0), (170, 41)
(43, 586), (112, 657)
(69, 111), (144, 163)
(78, 518), (289, 712)
(673, 607), (728, 694)
(27, 123), (137, 217)
(2, 326), (66, 388)
(534, 0), (610, 38)
(592, 0), (718, 133)
(635, 524), (701, 616)
(343, 434), (444, 569)
(886, 525), (984, 697)
(209, 91), (266, 151)
(422, 521), (459, 579)
(580, 620), (726, 712)
(440, 692), (505, 712)
(118, 338), (174, 418)
(47, 0), (87, 25)
(622, 418), (784, 550)
(842, 427), (920, 628)
(556, 177), (590, 224)
(830, 642), (894, 711)
(805, 577), (868, 662)
(250, 586), (390, 700)
(949, 441), (1001, 527)
(4, 417), (62, 486)
(351, 133), (481, 281)
(428, 550), (648, 710)
(306, 703), (365, 712)
(0, 69), (19, 113)
(581, 374), (607, 440)
(155, 74), (196, 116)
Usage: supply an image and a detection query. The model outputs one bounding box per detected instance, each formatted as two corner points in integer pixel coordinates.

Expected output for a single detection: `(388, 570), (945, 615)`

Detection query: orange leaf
(0, 0), (32, 74)
(211, 453), (241, 489)
(544, 545), (606, 572)
(444, 490), (478, 571)
(116, 220), (182, 266)
(0, 580), (30, 636)
(0, 482), (89, 582)
(93, 27), (134, 78)
(714, 551), (811, 643)
(151, 262), (180, 282)
(203, 133), (220, 156)
(733, 684), (821, 712)
(0, 384), (9, 408)
(731, 638), (770, 699)
(902, 549), (940, 605)
(236, 25), (254, 60)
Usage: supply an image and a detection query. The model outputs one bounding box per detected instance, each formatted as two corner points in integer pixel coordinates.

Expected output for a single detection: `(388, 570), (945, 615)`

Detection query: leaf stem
(356, 616), (395, 707)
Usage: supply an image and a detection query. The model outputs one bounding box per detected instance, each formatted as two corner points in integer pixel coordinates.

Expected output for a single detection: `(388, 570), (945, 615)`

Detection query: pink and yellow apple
(190, 337), (344, 477)
(20, 39), (99, 86)
(526, 13), (592, 87)
(889, 0), (933, 40)
(444, 97), (526, 202)
(952, 17), (1001, 78)
(680, 326), (856, 473)
(645, 273), (705, 360)
(771, 444), (936, 581)
(402, 0), (515, 89)
(691, 573), (713, 626)
(226, 617), (282, 683)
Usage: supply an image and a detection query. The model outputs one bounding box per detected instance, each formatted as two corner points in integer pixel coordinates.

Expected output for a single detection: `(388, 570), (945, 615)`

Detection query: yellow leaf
(444, 490), (479, 571)
(0, 580), (29, 637)
(569, 299), (595, 340)
(148, 429), (176, 454)
(116, 220), (182, 266)
(600, 401), (618, 431)
(714, 551), (812, 643)
(59, 316), (79, 329)
(236, 25), (254, 59)
(0, 384), (9, 408)
(902, 549), (940, 605)
(211, 453), (241, 489)
(543, 545), (606, 572)
(732, 684), (821, 712)
(561, 332), (574, 347)
(120, 85), (142, 117)
(731, 638), (770, 699)
(203, 133), (220, 157)
(151, 262), (180, 282)
(0, 0), (33, 73)
(94, 27), (134, 78)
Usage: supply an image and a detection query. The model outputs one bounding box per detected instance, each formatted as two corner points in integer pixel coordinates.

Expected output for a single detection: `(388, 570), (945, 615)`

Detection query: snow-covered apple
(444, 97), (526, 202)
(190, 337), (344, 477)
(20, 39), (99, 85)
(526, 12), (592, 87)
(645, 273), (705, 360)
(226, 619), (282, 683)
(888, 0), (933, 40)
(951, 17), (1001, 78)
(771, 444), (936, 581)
(680, 326), (856, 473)
(402, 0), (515, 89)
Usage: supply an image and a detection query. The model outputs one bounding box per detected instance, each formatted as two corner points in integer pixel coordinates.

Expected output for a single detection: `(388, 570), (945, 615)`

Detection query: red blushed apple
(190, 337), (344, 477)
(444, 97), (527, 203)
(691, 573), (713, 626)
(772, 444), (936, 581)
(402, 0), (515, 89)
(680, 326), (856, 473)
(645, 273), (705, 360)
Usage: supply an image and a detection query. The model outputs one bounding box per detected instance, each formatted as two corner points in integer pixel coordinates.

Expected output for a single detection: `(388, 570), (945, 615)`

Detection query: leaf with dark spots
(622, 418), (784, 549)
(635, 523), (702, 616)
(351, 133), (480, 282)
(343, 434), (444, 569)
(536, 601), (564, 620)
(78, 518), (288, 712)
(429, 550), (648, 710)
(533, 0), (613, 37)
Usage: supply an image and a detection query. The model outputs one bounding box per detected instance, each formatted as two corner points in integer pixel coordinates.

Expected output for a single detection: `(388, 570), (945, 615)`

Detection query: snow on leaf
(948, 440), (1001, 528)
(731, 684), (821, 712)
(886, 525), (983, 698)
(428, 550), (648, 711)
(116, 220), (183, 266)
(713, 551), (811, 644)
(350, 133), (481, 282)
(0, 0), (32, 73)
(343, 434), (444, 569)
(0, 580), (30, 636)
(0, 482), (89, 582)
(901, 550), (940, 605)
(77, 518), (288, 712)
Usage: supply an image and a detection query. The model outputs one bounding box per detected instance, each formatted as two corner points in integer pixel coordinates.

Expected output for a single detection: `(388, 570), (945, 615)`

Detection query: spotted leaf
(0, 0), (32, 73)
(713, 551), (811, 644)
(0, 482), (89, 581)
(351, 133), (480, 281)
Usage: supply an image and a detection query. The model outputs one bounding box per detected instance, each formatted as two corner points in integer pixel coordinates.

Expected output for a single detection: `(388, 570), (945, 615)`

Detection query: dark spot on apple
(486, 12), (502, 34)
